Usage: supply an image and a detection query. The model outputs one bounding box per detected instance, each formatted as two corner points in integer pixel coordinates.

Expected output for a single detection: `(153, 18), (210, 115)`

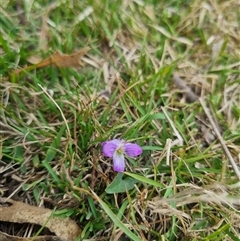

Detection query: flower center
(116, 146), (124, 155)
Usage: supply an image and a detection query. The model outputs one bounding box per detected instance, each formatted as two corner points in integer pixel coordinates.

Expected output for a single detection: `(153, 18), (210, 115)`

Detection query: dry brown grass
(1, 0), (240, 240)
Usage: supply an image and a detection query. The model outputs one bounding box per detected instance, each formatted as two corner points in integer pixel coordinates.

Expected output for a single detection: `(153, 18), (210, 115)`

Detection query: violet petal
(102, 143), (117, 157)
(124, 143), (142, 157)
(113, 153), (125, 172)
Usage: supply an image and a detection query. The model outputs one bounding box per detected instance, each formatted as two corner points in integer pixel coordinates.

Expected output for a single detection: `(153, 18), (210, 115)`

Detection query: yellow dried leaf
(36, 47), (90, 68)
(0, 198), (81, 241)
(11, 47), (90, 77)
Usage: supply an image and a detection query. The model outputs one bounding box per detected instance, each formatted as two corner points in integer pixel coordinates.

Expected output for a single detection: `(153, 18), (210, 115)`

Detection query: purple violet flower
(101, 139), (142, 172)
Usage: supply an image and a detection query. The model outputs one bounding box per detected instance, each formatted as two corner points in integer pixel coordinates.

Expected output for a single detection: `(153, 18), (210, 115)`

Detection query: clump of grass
(1, 0), (240, 240)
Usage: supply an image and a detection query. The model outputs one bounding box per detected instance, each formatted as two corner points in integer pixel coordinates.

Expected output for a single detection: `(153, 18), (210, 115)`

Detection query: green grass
(1, 0), (240, 240)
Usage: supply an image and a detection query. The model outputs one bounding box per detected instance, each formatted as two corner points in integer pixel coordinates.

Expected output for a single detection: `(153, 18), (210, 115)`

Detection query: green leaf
(142, 145), (163, 151)
(45, 125), (66, 163)
(92, 190), (142, 241)
(125, 172), (165, 188)
(105, 173), (138, 194)
(42, 125), (66, 184)
(14, 146), (24, 163)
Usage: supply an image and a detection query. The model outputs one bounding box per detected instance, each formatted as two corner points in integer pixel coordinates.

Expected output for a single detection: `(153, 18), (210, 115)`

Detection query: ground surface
(0, 0), (240, 240)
